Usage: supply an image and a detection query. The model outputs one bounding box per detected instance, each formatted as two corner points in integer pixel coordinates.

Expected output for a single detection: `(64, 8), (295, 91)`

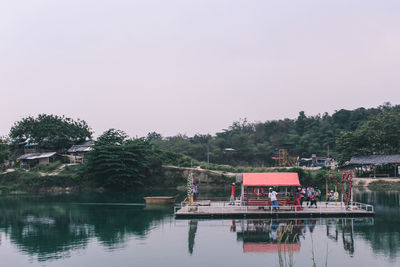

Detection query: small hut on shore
(17, 152), (58, 169)
(66, 140), (94, 163)
(347, 154), (400, 178)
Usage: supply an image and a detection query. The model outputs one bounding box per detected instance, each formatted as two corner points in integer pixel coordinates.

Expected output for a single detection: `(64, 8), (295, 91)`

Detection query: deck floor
(175, 201), (374, 218)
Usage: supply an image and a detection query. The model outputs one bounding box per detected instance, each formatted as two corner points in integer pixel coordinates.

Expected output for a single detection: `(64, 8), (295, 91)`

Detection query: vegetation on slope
(1, 103), (399, 192)
(150, 103), (400, 166)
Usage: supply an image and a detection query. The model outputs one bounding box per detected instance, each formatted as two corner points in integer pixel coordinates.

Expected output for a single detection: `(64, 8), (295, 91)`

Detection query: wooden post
(241, 183), (244, 206)
(246, 187), (248, 206)
(326, 175), (328, 201)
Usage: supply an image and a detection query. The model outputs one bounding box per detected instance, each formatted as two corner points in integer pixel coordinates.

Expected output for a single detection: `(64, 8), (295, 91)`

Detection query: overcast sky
(1, 0), (399, 138)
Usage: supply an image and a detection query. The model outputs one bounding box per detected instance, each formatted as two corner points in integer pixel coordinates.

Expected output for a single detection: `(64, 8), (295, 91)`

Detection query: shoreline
(353, 177), (400, 190)
(2, 164), (400, 195)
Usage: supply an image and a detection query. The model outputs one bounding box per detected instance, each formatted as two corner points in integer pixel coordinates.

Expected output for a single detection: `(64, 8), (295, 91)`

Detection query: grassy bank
(0, 165), (93, 193)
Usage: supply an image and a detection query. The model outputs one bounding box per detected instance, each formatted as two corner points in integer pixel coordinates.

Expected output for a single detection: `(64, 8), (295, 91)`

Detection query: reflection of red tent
(243, 243), (301, 253)
(241, 173), (300, 206)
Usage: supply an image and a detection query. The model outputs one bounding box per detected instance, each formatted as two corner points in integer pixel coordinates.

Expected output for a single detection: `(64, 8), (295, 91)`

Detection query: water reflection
(188, 220), (198, 254)
(353, 190), (400, 259)
(184, 217), (374, 257)
(0, 190), (399, 265)
(0, 194), (173, 261)
(236, 220), (302, 253)
(325, 217), (359, 255)
(236, 218), (371, 255)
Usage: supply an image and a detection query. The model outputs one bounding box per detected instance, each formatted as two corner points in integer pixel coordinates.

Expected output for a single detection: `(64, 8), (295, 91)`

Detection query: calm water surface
(0, 189), (399, 266)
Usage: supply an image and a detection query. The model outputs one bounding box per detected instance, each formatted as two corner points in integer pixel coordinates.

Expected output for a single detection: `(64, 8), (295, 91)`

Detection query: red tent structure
(240, 173), (300, 207)
(243, 173), (300, 187)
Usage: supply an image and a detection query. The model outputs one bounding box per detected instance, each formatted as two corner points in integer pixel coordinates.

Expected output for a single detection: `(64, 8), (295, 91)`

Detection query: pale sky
(1, 0), (399, 138)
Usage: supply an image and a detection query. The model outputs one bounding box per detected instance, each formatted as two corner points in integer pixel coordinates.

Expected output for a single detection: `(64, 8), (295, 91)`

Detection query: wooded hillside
(150, 103), (400, 166)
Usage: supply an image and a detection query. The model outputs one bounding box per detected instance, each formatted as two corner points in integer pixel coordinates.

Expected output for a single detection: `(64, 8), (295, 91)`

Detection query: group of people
(194, 181), (327, 212)
(327, 190), (338, 201)
(297, 186), (321, 208)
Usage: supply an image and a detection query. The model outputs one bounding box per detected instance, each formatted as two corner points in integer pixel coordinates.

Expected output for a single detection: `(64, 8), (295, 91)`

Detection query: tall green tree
(337, 106), (400, 162)
(295, 111), (307, 136)
(9, 114), (92, 150)
(0, 138), (10, 165)
(86, 130), (162, 188)
(95, 128), (128, 146)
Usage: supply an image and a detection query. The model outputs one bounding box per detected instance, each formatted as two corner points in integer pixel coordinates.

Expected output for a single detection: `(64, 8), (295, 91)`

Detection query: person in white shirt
(268, 187), (279, 211)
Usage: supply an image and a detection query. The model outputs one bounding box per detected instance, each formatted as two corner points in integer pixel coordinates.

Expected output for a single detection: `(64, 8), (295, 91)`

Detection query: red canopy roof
(242, 173), (300, 187)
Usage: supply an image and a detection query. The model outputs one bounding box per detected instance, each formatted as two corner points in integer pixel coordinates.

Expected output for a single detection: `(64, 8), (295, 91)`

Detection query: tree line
(2, 103), (400, 167)
(1, 103), (399, 189)
(149, 103), (400, 166)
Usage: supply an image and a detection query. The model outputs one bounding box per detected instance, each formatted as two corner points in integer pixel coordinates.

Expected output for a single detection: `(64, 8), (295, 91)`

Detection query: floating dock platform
(174, 201), (374, 219)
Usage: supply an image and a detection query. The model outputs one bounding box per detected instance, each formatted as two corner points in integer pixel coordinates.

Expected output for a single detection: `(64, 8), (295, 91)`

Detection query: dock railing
(349, 201), (374, 212)
(175, 200), (374, 215)
(180, 197), (230, 207)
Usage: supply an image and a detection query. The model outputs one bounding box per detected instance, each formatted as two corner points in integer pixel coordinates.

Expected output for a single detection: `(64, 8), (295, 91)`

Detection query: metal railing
(349, 201), (374, 212)
(180, 197), (230, 205)
(175, 201), (374, 215)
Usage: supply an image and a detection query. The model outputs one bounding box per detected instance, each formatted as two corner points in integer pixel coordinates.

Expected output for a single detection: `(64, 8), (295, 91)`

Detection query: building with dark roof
(347, 154), (400, 177)
(349, 154), (400, 165)
(17, 152), (58, 169)
(66, 140), (94, 163)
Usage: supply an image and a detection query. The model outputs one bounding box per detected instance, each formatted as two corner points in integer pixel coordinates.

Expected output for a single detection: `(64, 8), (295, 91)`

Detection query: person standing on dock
(296, 188), (303, 211)
(230, 183), (236, 205)
(306, 186), (314, 207)
(301, 187), (306, 207)
(309, 192), (317, 208)
(268, 187), (279, 211)
(315, 187), (321, 200)
(193, 181), (198, 201)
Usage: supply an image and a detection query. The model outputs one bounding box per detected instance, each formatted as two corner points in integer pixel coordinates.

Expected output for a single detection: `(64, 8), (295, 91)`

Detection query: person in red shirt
(309, 192), (317, 208)
(295, 188), (303, 211)
(230, 183), (236, 205)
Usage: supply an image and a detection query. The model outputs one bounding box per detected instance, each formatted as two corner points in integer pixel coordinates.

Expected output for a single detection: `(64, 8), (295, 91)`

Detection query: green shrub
(32, 161), (63, 172)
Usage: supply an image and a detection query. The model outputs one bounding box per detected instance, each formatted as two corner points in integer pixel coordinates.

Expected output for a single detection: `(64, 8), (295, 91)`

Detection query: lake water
(0, 189), (399, 267)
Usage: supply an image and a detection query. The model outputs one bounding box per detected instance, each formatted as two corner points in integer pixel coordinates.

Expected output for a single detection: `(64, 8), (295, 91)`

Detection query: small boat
(144, 195), (179, 204)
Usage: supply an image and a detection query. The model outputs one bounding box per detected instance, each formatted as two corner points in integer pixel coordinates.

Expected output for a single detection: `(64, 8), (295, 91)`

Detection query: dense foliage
(337, 106), (400, 161)
(9, 114), (92, 151)
(150, 104), (399, 166)
(95, 128), (128, 146)
(3, 104), (400, 190)
(85, 129), (163, 189)
(0, 139), (10, 165)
